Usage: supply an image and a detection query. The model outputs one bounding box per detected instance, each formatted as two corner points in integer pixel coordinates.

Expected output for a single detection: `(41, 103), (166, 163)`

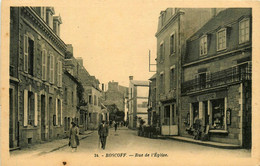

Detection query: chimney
(76, 57), (83, 66)
(102, 83), (104, 91)
(129, 76), (133, 80)
(211, 8), (217, 17)
(53, 15), (62, 36)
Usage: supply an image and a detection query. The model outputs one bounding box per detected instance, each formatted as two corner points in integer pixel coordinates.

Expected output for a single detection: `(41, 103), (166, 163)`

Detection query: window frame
(170, 66), (175, 90)
(49, 52), (54, 84)
(170, 32), (176, 55)
(24, 34), (29, 73)
(42, 49), (47, 80)
(159, 41), (164, 62)
(216, 28), (227, 51)
(239, 18), (250, 44)
(200, 35), (208, 56)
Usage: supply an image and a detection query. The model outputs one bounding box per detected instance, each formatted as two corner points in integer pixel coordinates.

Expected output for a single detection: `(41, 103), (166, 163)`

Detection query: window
(159, 42), (164, 62)
(49, 53), (54, 83)
(170, 67), (175, 90)
(24, 35), (28, 73)
(199, 73), (206, 89)
(200, 35), (207, 56)
(58, 99), (61, 125)
(164, 105), (170, 125)
(64, 88), (67, 103)
(170, 33), (176, 55)
(42, 49), (47, 80)
(28, 91), (34, 126)
(211, 99), (225, 130)
(239, 18), (250, 44)
(24, 35), (34, 75)
(98, 97), (101, 106)
(64, 117), (68, 131)
(80, 113), (84, 125)
(57, 60), (62, 87)
(89, 95), (92, 104)
(72, 91), (74, 107)
(94, 95), (97, 105)
(160, 73), (164, 94)
(217, 29), (226, 51)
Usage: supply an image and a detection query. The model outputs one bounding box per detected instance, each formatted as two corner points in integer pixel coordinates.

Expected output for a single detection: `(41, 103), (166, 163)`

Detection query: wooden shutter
(24, 90), (28, 126)
(56, 98), (58, 125)
(24, 35), (28, 73)
(34, 93), (38, 126)
(42, 50), (47, 80)
(60, 99), (63, 125)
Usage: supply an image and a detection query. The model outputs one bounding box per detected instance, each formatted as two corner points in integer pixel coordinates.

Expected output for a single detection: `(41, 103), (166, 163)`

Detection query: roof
(149, 74), (157, 80)
(130, 80), (149, 86)
(188, 8), (251, 41)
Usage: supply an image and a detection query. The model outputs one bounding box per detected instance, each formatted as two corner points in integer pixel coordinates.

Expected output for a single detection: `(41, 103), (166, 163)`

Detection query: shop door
(41, 95), (46, 141)
(161, 104), (178, 135)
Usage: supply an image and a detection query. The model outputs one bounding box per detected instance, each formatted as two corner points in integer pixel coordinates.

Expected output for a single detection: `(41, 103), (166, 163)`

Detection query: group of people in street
(68, 120), (124, 151)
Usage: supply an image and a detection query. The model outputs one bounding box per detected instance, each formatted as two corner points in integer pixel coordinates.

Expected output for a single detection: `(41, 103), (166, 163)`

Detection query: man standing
(98, 120), (109, 150)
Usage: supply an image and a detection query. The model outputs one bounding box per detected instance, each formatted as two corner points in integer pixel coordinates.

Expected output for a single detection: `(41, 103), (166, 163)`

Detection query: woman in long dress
(69, 122), (79, 152)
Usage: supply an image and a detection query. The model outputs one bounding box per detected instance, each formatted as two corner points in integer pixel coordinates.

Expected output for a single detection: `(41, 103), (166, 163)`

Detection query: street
(45, 127), (250, 158)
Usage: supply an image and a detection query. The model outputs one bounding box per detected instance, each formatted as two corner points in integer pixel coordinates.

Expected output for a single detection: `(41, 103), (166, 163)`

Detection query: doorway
(41, 95), (46, 141)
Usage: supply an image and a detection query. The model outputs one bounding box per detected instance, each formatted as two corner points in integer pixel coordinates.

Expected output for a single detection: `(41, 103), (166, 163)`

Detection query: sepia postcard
(1, 0), (260, 166)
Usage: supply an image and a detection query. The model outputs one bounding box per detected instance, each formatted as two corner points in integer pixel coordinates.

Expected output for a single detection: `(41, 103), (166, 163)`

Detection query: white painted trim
(170, 65), (176, 69)
(160, 41), (164, 45)
(34, 93), (38, 126)
(24, 90), (28, 126)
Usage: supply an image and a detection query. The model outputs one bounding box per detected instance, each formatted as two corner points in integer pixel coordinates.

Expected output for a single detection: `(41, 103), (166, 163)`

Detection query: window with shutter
(55, 98), (58, 126)
(34, 93), (38, 126)
(42, 49), (47, 80)
(24, 35), (28, 73)
(24, 90), (28, 126)
(170, 33), (176, 55)
(49, 53), (54, 83)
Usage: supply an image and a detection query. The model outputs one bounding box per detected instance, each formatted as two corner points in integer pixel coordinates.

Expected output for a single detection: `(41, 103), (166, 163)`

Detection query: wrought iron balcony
(182, 62), (252, 94)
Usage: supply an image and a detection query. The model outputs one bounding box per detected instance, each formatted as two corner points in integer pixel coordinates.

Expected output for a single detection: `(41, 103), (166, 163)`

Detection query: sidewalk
(157, 135), (242, 149)
(10, 130), (94, 157)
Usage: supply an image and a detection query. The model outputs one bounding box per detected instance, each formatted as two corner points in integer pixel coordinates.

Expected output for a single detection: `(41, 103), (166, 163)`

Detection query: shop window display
(211, 99), (225, 129)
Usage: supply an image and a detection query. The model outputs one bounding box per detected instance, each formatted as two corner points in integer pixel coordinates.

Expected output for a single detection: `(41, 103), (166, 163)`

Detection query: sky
(53, 2), (164, 87)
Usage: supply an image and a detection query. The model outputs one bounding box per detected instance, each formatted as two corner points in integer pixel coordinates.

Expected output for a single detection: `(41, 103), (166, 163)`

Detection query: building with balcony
(9, 7), (66, 148)
(155, 8), (222, 136)
(128, 76), (149, 129)
(181, 8), (252, 148)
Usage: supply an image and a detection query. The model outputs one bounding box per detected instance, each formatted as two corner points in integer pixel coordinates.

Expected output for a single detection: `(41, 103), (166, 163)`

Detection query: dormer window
(217, 28), (226, 51)
(200, 35), (207, 56)
(239, 18), (250, 44)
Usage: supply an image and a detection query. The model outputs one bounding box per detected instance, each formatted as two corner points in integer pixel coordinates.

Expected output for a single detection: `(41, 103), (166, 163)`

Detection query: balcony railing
(182, 62), (252, 94)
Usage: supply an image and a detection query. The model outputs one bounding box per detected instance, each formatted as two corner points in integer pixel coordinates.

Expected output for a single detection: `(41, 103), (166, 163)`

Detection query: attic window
(217, 28), (226, 51)
(239, 18), (250, 44)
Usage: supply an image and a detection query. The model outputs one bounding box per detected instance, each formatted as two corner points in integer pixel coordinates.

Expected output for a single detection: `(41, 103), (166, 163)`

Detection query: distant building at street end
(128, 76), (149, 129)
(103, 80), (128, 122)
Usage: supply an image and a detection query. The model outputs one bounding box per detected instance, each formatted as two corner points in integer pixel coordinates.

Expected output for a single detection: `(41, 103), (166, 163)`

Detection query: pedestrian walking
(114, 122), (118, 132)
(69, 122), (80, 152)
(98, 120), (109, 150)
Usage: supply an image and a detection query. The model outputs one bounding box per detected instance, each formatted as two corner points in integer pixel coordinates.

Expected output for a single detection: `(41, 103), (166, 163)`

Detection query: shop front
(160, 100), (178, 136)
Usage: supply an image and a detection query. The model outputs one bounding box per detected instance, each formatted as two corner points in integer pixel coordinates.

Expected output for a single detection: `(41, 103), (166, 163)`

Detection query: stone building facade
(103, 81), (128, 112)
(9, 7), (66, 148)
(181, 8), (252, 148)
(155, 8), (224, 136)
